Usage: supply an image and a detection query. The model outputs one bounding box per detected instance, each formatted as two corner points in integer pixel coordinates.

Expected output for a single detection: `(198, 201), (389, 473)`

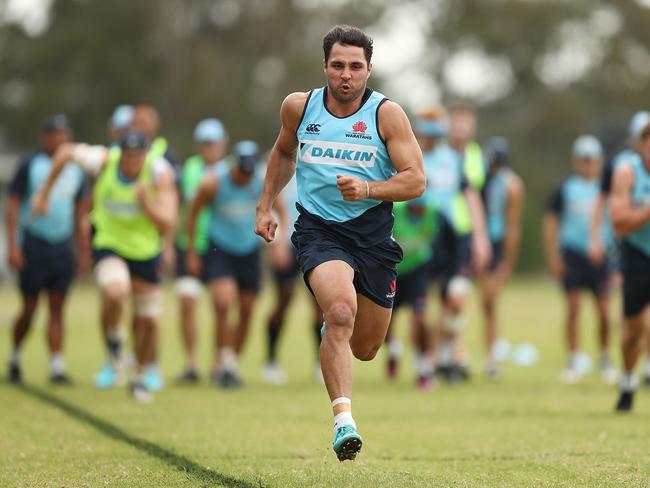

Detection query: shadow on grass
(13, 383), (258, 488)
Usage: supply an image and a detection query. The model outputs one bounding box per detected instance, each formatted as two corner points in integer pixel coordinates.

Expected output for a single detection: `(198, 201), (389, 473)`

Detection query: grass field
(1, 277), (650, 487)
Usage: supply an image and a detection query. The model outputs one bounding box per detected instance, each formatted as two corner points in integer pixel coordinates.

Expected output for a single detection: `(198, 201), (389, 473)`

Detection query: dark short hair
(323, 25), (373, 64)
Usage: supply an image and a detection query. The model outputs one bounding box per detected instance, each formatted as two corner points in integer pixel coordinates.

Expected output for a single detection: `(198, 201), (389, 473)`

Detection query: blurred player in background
(543, 135), (616, 385)
(187, 141), (286, 388)
(414, 106), (491, 384)
(263, 172), (324, 385)
(479, 137), (524, 378)
(384, 194), (439, 389)
(6, 114), (90, 385)
(174, 118), (228, 384)
(590, 111), (650, 387)
(611, 118), (650, 412)
(32, 130), (177, 403)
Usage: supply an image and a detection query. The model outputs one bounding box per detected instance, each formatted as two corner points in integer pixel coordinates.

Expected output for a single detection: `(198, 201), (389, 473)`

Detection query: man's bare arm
(361, 101), (425, 202)
(256, 92), (306, 242)
(136, 167), (178, 235)
(610, 164), (650, 235)
(187, 174), (218, 252)
(464, 186), (491, 271)
(542, 213), (563, 278)
(6, 195), (23, 271)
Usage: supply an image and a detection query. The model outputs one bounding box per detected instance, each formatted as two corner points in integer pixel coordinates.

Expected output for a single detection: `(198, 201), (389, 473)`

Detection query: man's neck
(325, 88), (365, 117)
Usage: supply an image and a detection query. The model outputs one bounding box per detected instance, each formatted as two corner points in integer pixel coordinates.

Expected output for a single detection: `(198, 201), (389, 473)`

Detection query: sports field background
(2, 277), (650, 487)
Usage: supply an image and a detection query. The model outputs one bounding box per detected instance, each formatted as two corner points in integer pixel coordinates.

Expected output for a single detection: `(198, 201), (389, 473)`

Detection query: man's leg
(594, 293), (616, 383)
(130, 277), (162, 403)
(209, 278), (238, 382)
(266, 286), (293, 364)
(562, 290), (581, 383)
(480, 272), (501, 375)
(47, 291), (71, 383)
(174, 275), (202, 382)
(233, 290), (257, 355)
(95, 256), (130, 388)
(616, 308), (648, 411)
(8, 293), (39, 383)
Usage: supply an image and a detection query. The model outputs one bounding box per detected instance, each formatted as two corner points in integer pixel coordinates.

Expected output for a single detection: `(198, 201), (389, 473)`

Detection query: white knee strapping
(95, 256), (131, 291)
(448, 276), (472, 298)
(134, 290), (163, 318)
(175, 276), (203, 298)
(442, 314), (466, 333)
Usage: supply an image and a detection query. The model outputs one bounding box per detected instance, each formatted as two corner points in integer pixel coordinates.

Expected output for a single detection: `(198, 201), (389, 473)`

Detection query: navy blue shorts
(175, 245), (208, 282)
(621, 241), (650, 317)
(93, 248), (162, 284)
(429, 218), (472, 297)
(272, 244), (300, 289)
(394, 264), (429, 313)
(292, 218), (403, 309)
(561, 247), (610, 297)
(204, 242), (261, 293)
(19, 232), (75, 297)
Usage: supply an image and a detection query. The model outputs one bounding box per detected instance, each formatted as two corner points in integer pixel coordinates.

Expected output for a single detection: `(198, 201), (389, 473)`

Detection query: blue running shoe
(143, 365), (165, 391)
(94, 362), (117, 389)
(333, 424), (363, 461)
(320, 322), (326, 339)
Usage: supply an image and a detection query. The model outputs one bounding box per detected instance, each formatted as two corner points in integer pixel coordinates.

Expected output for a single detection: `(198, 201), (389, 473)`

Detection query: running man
(543, 135), (616, 384)
(6, 114), (90, 384)
(384, 194), (439, 389)
(263, 173), (324, 385)
(590, 111), (650, 386)
(479, 137), (524, 378)
(32, 130), (177, 403)
(255, 25), (426, 461)
(187, 141), (283, 388)
(611, 117), (650, 412)
(414, 107), (491, 384)
(175, 118), (228, 384)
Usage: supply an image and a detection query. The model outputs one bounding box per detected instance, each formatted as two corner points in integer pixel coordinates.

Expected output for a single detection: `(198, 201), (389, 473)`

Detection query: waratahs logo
(353, 121), (367, 133)
(346, 120), (372, 140)
(386, 279), (397, 299)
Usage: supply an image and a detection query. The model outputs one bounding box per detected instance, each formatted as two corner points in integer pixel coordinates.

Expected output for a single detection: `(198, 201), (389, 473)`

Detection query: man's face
(41, 129), (70, 156)
(574, 156), (602, 179)
(323, 42), (371, 104)
(198, 141), (226, 165)
(132, 107), (160, 140)
(449, 111), (476, 147)
(120, 148), (147, 178)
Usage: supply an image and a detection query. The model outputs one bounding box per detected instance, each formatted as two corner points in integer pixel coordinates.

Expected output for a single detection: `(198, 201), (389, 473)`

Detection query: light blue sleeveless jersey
(19, 153), (85, 244)
(485, 167), (512, 243)
(625, 158), (650, 256)
(209, 164), (263, 255)
(295, 87), (396, 222)
(560, 175), (612, 254)
(423, 143), (464, 221)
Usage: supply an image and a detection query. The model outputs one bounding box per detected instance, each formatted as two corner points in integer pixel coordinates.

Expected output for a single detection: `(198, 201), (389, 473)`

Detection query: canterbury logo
(305, 124), (321, 134)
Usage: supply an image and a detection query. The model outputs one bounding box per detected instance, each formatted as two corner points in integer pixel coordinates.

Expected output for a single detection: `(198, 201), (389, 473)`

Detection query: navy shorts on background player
(621, 242), (650, 317)
(20, 232), (75, 296)
(292, 207), (402, 309)
(204, 242), (261, 293)
(561, 248), (610, 297)
(272, 245), (300, 289)
(429, 218), (471, 296)
(93, 248), (162, 284)
(394, 264), (429, 313)
(175, 245), (208, 283)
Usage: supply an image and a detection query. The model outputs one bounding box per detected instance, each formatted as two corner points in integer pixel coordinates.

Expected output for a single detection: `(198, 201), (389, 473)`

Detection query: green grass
(1, 278), (650, 487)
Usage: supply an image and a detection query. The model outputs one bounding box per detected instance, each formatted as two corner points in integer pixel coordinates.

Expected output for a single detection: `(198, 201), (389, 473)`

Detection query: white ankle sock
(333, 412), (356, 432)
(50, 353), (65, 375)
(644, 359), (650, 377)
(620, 371), (638, 392)
(10, 348), (20, 366)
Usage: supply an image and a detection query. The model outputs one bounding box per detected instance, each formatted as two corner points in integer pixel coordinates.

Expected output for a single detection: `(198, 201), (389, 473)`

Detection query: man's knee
(324, 300), (356, 329)
(352, 342), (381, 361)
(103, 282), (128, 306)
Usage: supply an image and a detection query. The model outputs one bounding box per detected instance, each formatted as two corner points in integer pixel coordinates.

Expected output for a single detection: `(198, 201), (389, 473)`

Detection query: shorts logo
(306, 123), (321, 134)
(386, 279), (397, 299)
(346, 120), (372, 140)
